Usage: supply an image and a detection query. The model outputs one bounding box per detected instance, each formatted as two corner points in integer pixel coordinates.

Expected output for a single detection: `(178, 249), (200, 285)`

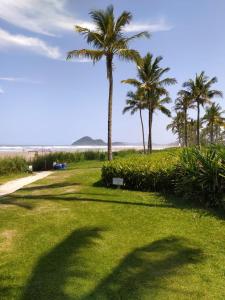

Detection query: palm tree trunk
(107, 56), (113, 161)
(139, 108), (146, 153)
(148, 105), (153, 153)
(196, 101), (200, 147)
(210, 123), (214, 143)
(184, 108), (188, 147)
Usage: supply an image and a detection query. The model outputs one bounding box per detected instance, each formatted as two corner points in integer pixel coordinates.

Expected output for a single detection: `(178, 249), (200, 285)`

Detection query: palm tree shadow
(21, 227), (104, 300)
(83, 236), (204, 299)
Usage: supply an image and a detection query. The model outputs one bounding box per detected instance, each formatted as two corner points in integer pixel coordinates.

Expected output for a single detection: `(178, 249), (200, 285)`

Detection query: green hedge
(102, 146), (225, 209)
(0, 157), (27, 176)
(102, 151), (179, 192)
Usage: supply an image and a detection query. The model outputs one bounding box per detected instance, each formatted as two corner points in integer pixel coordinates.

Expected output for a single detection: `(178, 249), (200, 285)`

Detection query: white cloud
(0, 0), (172, 35)
(0, 0), (72, 36)
(0, 28), (62, 59)
(0, 87), (4, 94)
(124, 18), (173, 33)
(0, 77), (41, 83)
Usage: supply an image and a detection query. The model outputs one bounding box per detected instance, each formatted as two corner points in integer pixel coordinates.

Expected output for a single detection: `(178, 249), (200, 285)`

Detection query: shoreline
(0, 144), (177, 160)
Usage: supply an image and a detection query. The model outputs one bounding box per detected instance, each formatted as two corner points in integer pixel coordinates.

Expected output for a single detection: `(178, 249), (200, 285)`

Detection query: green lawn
(0, 173), (29, 185)
(1, 160), (225, 299)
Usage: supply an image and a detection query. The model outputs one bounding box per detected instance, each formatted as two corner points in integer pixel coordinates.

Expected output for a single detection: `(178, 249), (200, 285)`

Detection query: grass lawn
(0, 173), (29, 185)
(1, 160), (225, 299)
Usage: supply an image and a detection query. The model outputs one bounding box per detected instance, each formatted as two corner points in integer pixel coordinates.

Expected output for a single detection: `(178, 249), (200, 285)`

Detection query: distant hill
(72, 136), (126, 146)
(72, 136), (106, 146)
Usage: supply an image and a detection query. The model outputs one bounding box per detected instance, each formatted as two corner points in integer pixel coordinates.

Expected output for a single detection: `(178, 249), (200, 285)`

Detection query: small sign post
(113, 178), (124, 189)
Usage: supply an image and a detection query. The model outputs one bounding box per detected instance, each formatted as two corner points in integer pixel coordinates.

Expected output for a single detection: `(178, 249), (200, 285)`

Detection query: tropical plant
(175, 93), (195, 146)
(102, 149), (179, 192)
(175, 146), (225, 207)
(67, 5), (149, 160)
(202, 102), (225, 143)
(122, 53), (176, 153)
(123, 90), (146, 153)
(179, 72), (223, 146)
(167, 111), (185, 146)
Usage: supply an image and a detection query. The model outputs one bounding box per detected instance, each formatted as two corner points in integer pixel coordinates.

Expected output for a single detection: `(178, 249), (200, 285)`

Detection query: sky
(0, 0), (225, 145)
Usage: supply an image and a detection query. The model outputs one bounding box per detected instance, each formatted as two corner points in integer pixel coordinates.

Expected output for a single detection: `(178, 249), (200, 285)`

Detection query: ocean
(0, 144), (167, 153)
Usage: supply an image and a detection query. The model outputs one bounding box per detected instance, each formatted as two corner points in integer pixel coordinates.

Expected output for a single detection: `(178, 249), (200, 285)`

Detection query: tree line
(67, 5), (223, 159)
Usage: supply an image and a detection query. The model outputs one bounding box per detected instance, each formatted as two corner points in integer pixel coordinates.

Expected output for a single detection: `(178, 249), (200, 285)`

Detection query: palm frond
(67, 49), (104, 62)
(125, 31), (150, 43)
(160, 77), (177, 86)
(117, 49), (140, 62)
(121, 78), (141, 87)
(159, 106), (171, 117)
(115, 11), (132, 33)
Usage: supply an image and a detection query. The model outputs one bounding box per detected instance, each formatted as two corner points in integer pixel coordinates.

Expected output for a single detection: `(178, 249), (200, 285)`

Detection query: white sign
(113, 178), (124, 186)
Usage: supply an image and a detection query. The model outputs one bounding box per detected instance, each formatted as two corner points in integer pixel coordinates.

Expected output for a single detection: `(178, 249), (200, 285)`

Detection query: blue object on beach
(53, 162), (67, 170)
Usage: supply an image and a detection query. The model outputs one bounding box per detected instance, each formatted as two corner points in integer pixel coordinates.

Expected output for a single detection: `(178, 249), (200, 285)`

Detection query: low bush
(175, 146), (225, 208)
(32, 151), (106, 171)
(102, 146), (225, 209)
(0, 157), (27, 176)
(102, 150), (179, 192)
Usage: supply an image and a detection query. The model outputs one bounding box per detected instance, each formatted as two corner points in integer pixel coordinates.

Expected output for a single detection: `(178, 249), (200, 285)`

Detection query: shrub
(102, 151), (179, 192)
(102, 146), (225, 209)
(0, 157), (27, 176)
(175, 146), (225, 207)
(32, 151), (106, 171)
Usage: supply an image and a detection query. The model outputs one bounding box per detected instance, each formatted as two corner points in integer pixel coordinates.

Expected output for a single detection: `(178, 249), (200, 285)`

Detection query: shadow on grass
(162, 193), (225, 220)
(21, 182), (80, 192)
(21, 227), (104, 300)
(3, 176), (225, 220)
(10, 193), (174, 209)
(0, 266), (17, 299)
(0, 197), (33, 209)
(20, 235), (203, 300)
(83, 236), (203, 299)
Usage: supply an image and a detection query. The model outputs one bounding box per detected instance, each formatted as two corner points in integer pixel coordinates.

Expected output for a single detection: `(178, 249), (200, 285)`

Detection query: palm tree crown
(122, 53), (176, 152)
(180, 71), (223, 146)
(202, 102), (225, 143)
(123, 90), (146, 152)
(67, 5), (149, 160)
(175, 92), (195, 146)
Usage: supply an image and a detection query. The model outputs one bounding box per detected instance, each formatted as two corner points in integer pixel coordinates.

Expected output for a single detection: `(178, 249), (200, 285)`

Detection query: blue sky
(0, 0), (225, 145)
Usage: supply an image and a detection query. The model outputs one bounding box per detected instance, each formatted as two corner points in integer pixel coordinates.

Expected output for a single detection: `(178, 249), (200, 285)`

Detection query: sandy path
(0, 172), (53, 197)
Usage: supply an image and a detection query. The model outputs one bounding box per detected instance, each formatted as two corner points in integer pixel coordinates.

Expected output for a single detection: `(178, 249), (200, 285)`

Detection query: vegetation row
(102, 146), (225, 208)
(0, 157), (28, 176)
(0, 150), (141, 176)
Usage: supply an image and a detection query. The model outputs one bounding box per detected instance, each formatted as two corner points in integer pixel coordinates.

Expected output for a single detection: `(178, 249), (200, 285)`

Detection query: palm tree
(167, 112), (185, 146)
(175, 93), (195, 147)
(122, 53), (176, 153)
(67, 5), (149, 160)
(202, 102), (225, 143)
(123, 90), (146, 153)
(180, 72), (223, 147)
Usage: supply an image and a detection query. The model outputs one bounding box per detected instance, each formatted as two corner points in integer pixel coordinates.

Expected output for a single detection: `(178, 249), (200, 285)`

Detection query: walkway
(0, 171), (53, 197)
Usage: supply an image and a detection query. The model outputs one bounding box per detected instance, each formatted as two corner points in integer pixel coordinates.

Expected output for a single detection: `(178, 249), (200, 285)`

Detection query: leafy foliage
(0, 157), (27, 176)
(102, 150), (179, 192)
(102, 147), (225, 208)
(175, 146), (225, 207)
(32, 151), (106, 171)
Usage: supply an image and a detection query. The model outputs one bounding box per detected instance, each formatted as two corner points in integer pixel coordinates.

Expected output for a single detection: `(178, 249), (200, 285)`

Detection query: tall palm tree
(175, 93), (195, 147)
(67, 5), (149, 160)
(202, 102), (225, 143)
(167, 112), (185, 146)
(122, 53), (176, 153)
(180, 72), (223, 147)
(123, 90), (146, 153)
